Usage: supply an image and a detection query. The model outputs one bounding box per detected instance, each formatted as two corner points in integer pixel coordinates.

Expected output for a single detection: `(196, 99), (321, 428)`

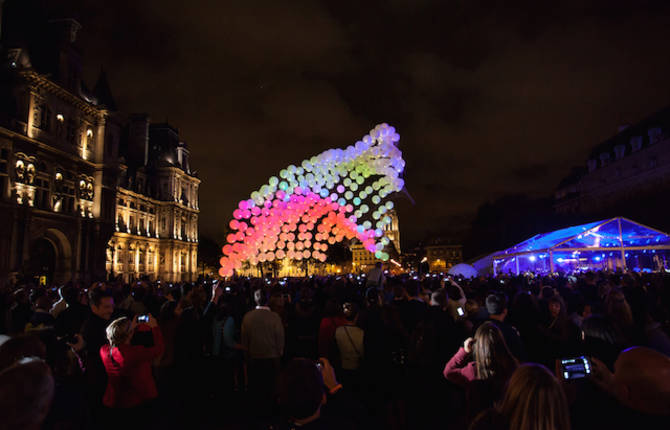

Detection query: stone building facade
(350, 209), (401, 272)
(0, 4), (199, 284)
(107, 122), (200, 282)
(424, 243), (463, 273)
(555, 106), (670, 220)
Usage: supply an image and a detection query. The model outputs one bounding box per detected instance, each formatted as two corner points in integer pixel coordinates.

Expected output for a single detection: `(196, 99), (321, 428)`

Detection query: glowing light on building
(219, 123), (405, 277)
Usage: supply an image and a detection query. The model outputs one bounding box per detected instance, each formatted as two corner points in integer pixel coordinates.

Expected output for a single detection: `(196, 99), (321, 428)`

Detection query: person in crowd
(0, 333), (47, 370)
(539, 295), (578, 364)
(100, 314), (164, 426)
(117, 283), (148, 317)
(81, 287), (115, 421)
(50, 285), (70, 318)
(580, 315), (620, 370)
(286, 286), (320, 360)
(586, 346), (670, 428)
(366, 262), (386, 290)
(507, 290), (544, 363)
(54, 285), (89, 338)
(398, 280), (427, 334)
(318, 297), (347, 363)
(428, 288), (462, 364)
(566, 294), (591, 329)
(8, 287), (32, 334)
(604, 289), (635, 346)
(276, 357), (356, 429)
(242, 288), (285, 418)
(208, 283), (245, 392)
(444, 321), (519, 422)
(40, 330), (88, 430)
(470, 363), (571, 430)
(334, 302), (364, 390)
(485, 293), (526, 360)
(446, 283), (467, 322)
(0, 357), (55, 430)
(26, 294), (56, 332)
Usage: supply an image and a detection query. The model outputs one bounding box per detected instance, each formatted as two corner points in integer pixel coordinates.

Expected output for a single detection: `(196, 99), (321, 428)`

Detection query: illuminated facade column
(92, 117), (105, 218)
(26, 90), (37, 138)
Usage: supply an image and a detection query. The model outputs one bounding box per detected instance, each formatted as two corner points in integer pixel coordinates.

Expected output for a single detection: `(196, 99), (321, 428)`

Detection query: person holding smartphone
(100, 314), (164, 425)
(443, 322), (518, 421)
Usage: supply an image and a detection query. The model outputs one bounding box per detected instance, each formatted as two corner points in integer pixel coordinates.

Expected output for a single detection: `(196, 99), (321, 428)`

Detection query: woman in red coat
(100, 314), (164, 424)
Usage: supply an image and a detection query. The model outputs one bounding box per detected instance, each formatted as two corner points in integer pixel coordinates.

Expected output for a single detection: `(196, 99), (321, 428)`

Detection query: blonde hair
(106, 317), (132, 349)
(499, 364), (570, 430)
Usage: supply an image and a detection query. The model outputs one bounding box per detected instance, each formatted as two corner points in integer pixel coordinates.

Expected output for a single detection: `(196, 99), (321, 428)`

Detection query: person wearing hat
(485, 293), (525, 361)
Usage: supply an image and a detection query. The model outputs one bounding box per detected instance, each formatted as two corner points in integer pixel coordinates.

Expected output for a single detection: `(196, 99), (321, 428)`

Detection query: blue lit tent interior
(485, 217), (670, 275)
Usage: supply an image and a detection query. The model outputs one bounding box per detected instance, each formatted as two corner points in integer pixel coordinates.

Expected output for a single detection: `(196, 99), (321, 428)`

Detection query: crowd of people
(1, 264), (670, 429)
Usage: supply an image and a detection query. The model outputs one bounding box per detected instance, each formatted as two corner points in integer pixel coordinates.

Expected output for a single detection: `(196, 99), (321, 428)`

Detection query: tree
(326, 241), (352, 265)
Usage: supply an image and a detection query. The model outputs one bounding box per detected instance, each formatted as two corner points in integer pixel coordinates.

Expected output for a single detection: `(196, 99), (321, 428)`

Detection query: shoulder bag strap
(343, 325), (361, 357)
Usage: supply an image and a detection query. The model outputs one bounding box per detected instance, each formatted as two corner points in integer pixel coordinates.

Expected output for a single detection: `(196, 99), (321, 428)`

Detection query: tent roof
(492, 217), (670, 258)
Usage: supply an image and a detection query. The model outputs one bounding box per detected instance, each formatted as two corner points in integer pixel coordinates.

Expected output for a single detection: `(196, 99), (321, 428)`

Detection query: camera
(559, 356), (591, 380)
(137, 315), (150, 323)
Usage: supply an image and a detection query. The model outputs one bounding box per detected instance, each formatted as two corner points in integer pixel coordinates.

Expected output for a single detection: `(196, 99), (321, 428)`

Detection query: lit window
(56, 114), (64, 122)
(86, 129), (93, 137)
(55, 172), (63, 181)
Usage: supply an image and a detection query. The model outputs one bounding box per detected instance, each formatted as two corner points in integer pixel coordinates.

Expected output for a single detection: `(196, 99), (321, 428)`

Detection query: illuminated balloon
(219, 124), (406, 276)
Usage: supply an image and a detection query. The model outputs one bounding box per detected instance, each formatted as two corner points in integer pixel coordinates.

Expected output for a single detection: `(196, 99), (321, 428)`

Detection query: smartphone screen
(457, 307), (464, 316)
(560, 356), (591, 379)
(137, 315), (149, 323)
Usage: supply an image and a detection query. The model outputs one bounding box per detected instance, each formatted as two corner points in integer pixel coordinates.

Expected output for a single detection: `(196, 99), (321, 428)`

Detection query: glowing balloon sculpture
(219, 123), (405, 277)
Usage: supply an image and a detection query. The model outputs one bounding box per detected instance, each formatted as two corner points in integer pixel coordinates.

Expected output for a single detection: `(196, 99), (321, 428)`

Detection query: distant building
(350, 209), (400, 272)
(555, 106), (670, 217)
(107, 121), (200, 282)
(424, 242), (463, 273)
(0, 3), (199, 284)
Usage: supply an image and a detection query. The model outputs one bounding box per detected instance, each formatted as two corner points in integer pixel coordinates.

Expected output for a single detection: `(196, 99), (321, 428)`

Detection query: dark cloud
(42, 0), (670, 246)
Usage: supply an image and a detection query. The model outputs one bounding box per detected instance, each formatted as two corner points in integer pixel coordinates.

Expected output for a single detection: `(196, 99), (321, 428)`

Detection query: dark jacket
(81, 313), (110, 399)
(486, 319), (525, 361)
(55, 303), (89, 337)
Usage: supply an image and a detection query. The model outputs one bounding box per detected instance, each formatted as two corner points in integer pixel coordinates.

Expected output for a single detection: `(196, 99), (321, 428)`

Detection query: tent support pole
(549, 251), (554, 274)
(618, 218), (627, 272)
(515, 257), (519, 275)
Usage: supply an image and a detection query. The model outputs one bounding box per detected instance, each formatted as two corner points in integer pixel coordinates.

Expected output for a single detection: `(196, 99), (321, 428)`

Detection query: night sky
(45, 1), (670, 247)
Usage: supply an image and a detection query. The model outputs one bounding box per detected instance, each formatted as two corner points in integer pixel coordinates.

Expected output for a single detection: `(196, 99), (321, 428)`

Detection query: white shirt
(366, 267), (386, 286)
(335, 325), (364, 370)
